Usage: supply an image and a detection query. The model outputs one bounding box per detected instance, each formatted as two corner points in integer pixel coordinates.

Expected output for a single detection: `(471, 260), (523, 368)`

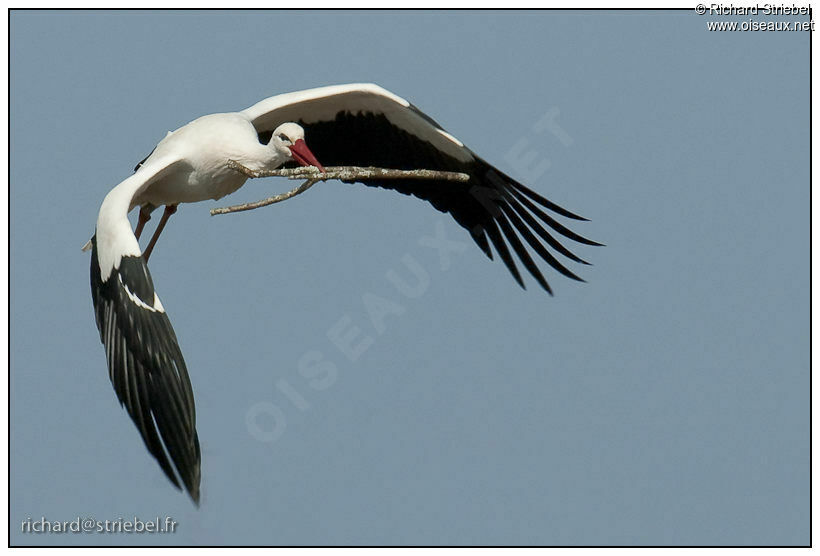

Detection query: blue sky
(10, 10), (809, 546)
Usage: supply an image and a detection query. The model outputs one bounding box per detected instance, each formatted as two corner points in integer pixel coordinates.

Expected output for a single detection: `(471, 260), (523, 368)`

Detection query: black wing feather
(483, 217), (525, 289)
(90, 236), (200, 503)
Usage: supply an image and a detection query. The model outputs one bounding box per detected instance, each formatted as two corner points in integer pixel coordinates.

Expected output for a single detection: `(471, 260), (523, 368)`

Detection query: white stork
(88, 83), (600, 504)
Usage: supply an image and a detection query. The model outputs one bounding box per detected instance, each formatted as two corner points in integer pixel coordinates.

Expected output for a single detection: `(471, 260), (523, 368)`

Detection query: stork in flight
(88, 83), (600, 504)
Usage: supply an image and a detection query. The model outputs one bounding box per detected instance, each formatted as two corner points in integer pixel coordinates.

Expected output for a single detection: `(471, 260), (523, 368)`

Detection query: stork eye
(277, 134), (291, 144)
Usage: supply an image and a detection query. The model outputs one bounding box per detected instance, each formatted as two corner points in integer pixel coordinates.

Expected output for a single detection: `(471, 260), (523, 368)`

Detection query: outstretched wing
(243, 83), (600, 293)
(91, 156), (200, 503)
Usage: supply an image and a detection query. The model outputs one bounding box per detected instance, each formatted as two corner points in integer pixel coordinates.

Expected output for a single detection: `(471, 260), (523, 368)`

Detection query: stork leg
(142, 204), (178, 262)
(134, 206), (152, 240)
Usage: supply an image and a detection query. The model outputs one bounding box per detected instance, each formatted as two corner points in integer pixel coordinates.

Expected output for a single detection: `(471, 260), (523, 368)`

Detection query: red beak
(289, 139), (325, 173)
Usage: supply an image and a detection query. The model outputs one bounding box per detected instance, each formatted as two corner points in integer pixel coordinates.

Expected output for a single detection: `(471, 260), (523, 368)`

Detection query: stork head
(270, 122), (325, 172)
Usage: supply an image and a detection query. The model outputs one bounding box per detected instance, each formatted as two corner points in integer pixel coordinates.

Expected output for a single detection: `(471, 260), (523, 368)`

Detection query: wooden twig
(210, 161), (470, 216)
(210, 179), (320, 215)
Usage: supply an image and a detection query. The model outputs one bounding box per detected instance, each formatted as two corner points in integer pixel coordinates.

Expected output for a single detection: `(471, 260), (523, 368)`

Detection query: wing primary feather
(495, 209), (553, 294)
(501, 189), (590, 265)
(503, 171), (590, 221)
(484, 218), (525, 289)
(469, 226), (493, 260)
(149, 387), (197, 498)
(138, 367), (183, 491)
(476, 160), (589, 221)
(130, 351), (182, 491)
(500, 202), (585, 283)
(508, 187), (603, 247)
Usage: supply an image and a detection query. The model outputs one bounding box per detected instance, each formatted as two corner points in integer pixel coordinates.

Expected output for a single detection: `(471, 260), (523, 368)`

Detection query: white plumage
(88, 83), (599, 504)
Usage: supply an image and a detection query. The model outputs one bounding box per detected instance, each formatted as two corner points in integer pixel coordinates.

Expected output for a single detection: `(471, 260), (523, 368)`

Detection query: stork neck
(240, 139), (286, 173)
